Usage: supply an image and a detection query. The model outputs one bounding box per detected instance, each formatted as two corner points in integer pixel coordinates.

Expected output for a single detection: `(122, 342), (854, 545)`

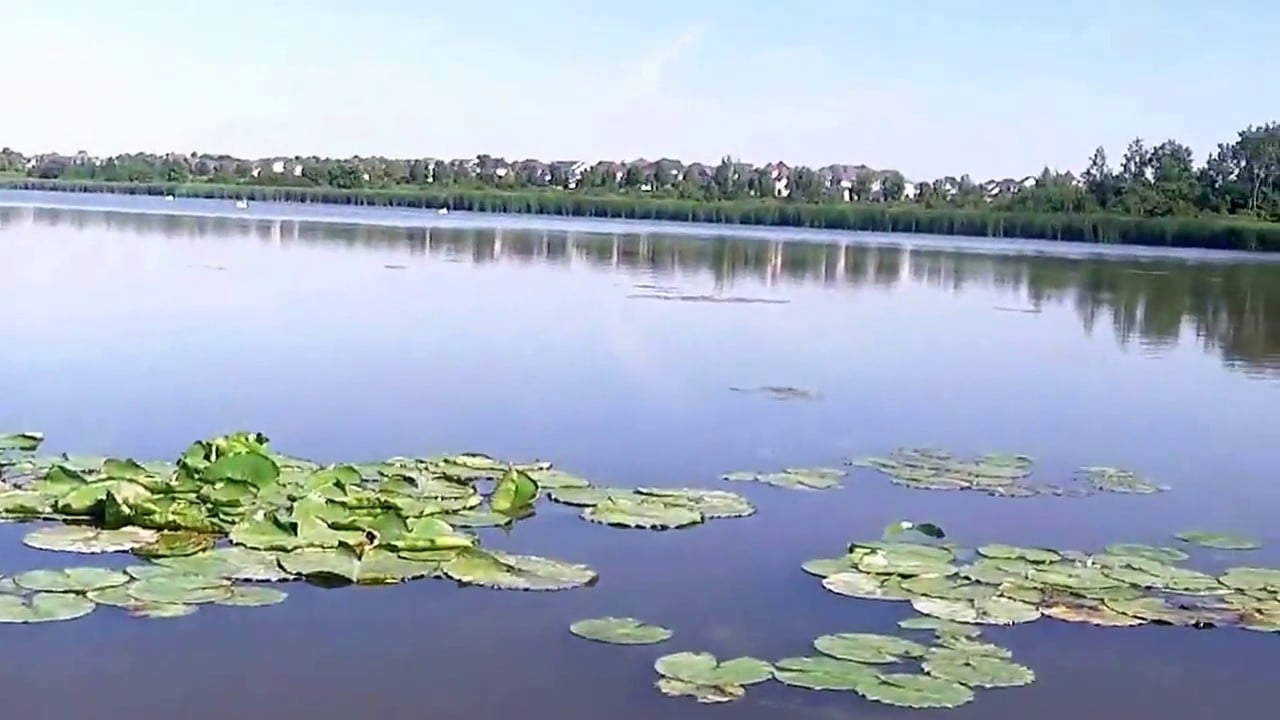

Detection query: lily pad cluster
(547, 486), (754, 529)
(653, 628), (1031, 709)
(806, 532), (1279, 633)
(720, 467), (846, 491)
(0, 431), (603, 623)
(848, 448), (1167, 497)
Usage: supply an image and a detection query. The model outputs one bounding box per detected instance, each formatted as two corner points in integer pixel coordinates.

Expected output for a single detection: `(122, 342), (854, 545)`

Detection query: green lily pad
(155, 547), (293, 582)
(14, 567), (130, 592)
(23, 525), (159, 554)
(813, 633), (928, 664)
(490, 468), (539, 515)
(1042, 599), (1146, 627)
(1027, 564), (1125, 591)
(1220, 567), (1280, 592)
(525, 468), (591, 489)
(132, 531), (216, 558)
(569, 617), (672, 645)
(0, 593), (96, 623)
(128, 575), (232, 604)
(1105, 543), (1189, 563)
(0, 432), (43, 452)
(923, 654), (1035, 688)
(910, 596), (1041, 625)
(897, 616), (983, 638)
(0, 489), (54, 516)
(1175, 531), (1260, 551)
(934, 635), (1012, 659)
(654, 678), (744, 704)
(1076, 466), (1166, 494)
(802, 555), (862, 578)
(439, 509), (513, 528)
(1104, 597), (1230, 627)
(959, 558), (1032, 585)
(899, 575), (995, 601)
(722, 468), (844, 490)
(545, 487), (640, 507)
(582, 498), (703, 530)
(443, 549), (596, 591)
(977, 544), (1060, 563)
(85, 584), (141, 607)
(635, 488), (755, 519)
(655, 652), (774, 686)
(772, 656), (881, 691)
(130, 602), (198, 619)
(1101, 560), (1227, 596)
(856, 546), (956, 577)
(279, 546), (440, 584)
(215, 585), (288, 607)
(822, 571), (913, 601)
(856, 673), (975, 709)
(997, 580), (1045, 604)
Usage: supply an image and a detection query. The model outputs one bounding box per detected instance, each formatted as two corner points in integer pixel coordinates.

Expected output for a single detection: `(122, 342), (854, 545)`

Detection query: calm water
(0, 194), (1277, 720)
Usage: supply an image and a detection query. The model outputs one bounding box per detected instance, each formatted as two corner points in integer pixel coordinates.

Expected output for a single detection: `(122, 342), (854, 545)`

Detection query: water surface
(0, 198), (1276, 719)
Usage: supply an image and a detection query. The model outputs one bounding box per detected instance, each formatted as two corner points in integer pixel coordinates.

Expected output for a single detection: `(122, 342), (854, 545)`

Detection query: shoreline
(1, 186), (1277, 264)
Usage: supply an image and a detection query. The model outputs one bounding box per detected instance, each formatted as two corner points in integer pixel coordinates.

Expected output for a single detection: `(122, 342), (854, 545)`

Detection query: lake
(0, 192), (1277, 719)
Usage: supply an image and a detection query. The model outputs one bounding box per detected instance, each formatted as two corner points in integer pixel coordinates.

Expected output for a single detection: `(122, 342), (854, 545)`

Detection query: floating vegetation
(569, 617), (673, 645)
(773, 656), (880, 690)
(1175, 530), (1261, 551)
(653, 652), (774, 704)
(807, 524), (1276, 637)
(727, 385), (820, 401)
(813, 633), (928, 664)
(721, 467), (846, 491)
(546, 484), (754, 530)
(848, 448), (1167, 498)
(0, 430), (616, 626)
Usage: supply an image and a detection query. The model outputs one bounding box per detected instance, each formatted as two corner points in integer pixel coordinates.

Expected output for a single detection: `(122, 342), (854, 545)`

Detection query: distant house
(270, 159), (286, 174)
(902, 182), (918, 200)
(764, 162), (791, 198)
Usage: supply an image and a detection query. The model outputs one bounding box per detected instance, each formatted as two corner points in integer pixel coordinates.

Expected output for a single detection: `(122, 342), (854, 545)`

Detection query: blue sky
(4, 1), (1277, 180)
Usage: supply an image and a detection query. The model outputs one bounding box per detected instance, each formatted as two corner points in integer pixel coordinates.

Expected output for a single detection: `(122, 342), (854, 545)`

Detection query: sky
(3, 0), (1278, 180)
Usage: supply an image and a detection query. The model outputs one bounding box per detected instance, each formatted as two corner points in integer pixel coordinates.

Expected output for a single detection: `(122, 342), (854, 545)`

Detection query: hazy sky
(4, 0), (1278, 180)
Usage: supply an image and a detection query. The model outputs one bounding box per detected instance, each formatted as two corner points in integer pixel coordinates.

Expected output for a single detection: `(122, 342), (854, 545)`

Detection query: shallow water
(0, 196), (1277, 719)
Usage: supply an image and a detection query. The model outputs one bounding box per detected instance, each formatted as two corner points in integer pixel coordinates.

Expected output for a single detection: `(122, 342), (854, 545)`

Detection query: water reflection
(3, 204), (1277, 377)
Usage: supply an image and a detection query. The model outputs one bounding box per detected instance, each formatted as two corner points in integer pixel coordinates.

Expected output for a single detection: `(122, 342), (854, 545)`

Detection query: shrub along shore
(2, 178), (1277, 252)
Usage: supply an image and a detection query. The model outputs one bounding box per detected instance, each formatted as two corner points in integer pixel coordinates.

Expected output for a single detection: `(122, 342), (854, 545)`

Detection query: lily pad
(856, 673), (975, 709)
(545, 487), (640, 507)
(439, 509), (513, 528)
(279, 546), (440, 584)
(23, 525), (159, 554)
(934, 635), (1012, 659)
(0, 432), (43, 452)
(1175, 531), (1260, 551)
(443, 549), (596, 591)
(897, 616), (983, 638)
(1042, 599), (1146, 627)
(1027, 564), (1125, 591)
(0, 593), (96, 623)
(526, 468), (591, 489)
(0, 489), (54, 516)
(132, 531), (216, 558)
(654, 678), (744, 704)
(654, 651), (774, 686)
(215, 585), (288, 607)
(128, 575), (233, 604)
(813, 633), (928, 664)
(773, 656), (881, 690)
(910, 596), (1042, 625)
(923, 654), (1035, 688)
(1104, 597), (1229, 627)
(722, 468), (844, 490)
(802, 555), (861, 578)
(155, 547), (293, 582)
(582, 498), (703, 530)
(977, 544), (1060, 563)
(130, 602), (198, 619)
(1077, 466), (1166, 494)
(1105, 543), (1189, 563)
(822, 572), (913, 601)
(856, 545), (956, 577)
(959, 558), (1032, 585)
(569, 617), (672, 645)
(635, 488), (755, 519)
(14, 567), (130, 592)
(1220, 567), (1280, 592)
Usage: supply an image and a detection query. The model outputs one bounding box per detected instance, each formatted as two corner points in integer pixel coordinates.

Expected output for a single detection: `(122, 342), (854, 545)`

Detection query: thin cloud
(623, 24), (706, 99)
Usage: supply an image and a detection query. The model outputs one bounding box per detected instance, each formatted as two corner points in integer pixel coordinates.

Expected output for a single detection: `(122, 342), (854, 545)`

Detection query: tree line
(0, 120), (1276, 250)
